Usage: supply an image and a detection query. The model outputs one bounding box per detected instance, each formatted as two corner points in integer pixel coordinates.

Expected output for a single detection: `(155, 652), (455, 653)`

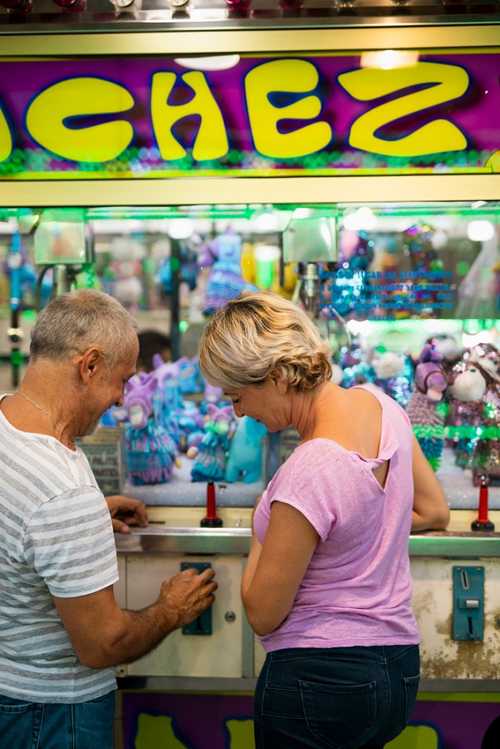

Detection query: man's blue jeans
(0, 690), (115, 749)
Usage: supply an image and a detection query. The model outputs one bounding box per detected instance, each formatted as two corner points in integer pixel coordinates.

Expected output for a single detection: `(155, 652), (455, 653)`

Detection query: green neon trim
(0, 165), (494, 180)
(418, 692), (500, 703)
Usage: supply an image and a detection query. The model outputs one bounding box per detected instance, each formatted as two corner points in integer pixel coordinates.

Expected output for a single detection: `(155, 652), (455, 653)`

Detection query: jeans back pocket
(299, 679), (377, 749)
(403, 674), (420, 722)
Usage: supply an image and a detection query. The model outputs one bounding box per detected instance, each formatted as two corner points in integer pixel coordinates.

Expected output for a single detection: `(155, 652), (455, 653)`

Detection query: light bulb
(168, 219), (194, 240)
(174, 56), (240, 71)
(467, 220), (495, 242)
(361, 50), (419, 70)
(343, 207), (377, 232)
(253, 212), (280, 234)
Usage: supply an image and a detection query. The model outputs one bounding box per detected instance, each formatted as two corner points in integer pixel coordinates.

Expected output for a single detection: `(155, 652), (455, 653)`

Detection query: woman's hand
(411, 437), (450, 532)
(105, 495), (148, 534)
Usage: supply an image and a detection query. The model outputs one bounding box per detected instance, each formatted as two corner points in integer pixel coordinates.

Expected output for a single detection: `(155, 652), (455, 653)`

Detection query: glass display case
(1, 200), (497, 510)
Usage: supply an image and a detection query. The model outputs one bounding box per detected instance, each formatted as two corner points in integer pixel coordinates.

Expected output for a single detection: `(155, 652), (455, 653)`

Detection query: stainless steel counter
(116, 526), (500, 558)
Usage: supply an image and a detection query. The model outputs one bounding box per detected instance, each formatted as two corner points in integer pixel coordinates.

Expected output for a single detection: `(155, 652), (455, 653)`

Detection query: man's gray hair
(30, 289), (138, 365)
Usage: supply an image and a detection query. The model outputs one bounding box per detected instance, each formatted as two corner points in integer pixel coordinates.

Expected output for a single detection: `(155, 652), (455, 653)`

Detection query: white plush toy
(449, 365), (488, 403)
(372, 351), (405, 380)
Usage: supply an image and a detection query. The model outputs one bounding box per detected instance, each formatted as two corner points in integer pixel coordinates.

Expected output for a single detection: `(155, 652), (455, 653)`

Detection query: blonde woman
(200, 291), (449, 749)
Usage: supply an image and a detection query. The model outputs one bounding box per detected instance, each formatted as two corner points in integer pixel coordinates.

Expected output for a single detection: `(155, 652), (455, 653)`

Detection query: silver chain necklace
(16, 391), (53, 423)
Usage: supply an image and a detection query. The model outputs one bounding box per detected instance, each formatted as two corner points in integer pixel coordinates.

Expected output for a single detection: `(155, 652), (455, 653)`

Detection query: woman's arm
(411, 435), (450, 532)
(241, 501), (319, 636)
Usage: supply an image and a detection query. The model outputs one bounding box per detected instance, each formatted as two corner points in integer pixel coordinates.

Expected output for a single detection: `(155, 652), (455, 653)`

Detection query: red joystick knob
(471, 475), (495, 532)
(201, 481), (223, 528)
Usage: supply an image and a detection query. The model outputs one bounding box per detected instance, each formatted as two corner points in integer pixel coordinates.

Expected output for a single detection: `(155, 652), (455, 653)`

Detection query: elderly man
(0, 289), (216, 749)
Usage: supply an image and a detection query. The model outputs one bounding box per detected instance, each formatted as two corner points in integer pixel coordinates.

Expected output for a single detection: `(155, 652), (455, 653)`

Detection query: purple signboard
(0, 51), (498, 180)
(121, 691), (500, 749)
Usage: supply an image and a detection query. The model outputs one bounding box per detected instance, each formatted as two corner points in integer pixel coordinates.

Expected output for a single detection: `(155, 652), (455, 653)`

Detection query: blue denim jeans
(0, 690), (115, 749)
(254, 644), (420, 749)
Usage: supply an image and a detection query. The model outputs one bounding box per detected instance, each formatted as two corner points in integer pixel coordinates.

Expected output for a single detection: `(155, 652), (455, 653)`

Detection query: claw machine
(0, 6), (499, 749)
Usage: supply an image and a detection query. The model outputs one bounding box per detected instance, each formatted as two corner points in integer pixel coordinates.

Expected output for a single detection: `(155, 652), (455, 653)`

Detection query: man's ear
(76, 347), (104, 383)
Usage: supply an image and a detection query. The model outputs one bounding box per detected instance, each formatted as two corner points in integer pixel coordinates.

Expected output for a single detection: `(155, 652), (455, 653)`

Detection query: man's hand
(158, 568), (217, 629)
(105, 495), (148, 534)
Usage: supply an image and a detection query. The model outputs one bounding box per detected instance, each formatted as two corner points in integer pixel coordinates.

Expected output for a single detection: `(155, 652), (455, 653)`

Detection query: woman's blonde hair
(199, 291), (332, 392)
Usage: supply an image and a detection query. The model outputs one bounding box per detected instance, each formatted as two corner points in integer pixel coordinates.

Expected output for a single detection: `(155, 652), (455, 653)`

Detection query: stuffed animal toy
(338, 341), (375, 388)
(447, 352), (488, 471)
(109, 237), (143, 312)
(199, 228), (256, 315)
(464, 344), (499, 486)
(225, 416), (268, 483)
(191, 404), (236, 482)
(176, 401), (205, 454)
(177, 356), (204, 394)
(117, 374), (178, 485)
(372, 350), (413, 407)
(150, 355), (206, 451)
(406, 343), (448, 470)
(428, 334), (463, 371)
(150, 356), (184, 443)
(157, 238), (198, 296)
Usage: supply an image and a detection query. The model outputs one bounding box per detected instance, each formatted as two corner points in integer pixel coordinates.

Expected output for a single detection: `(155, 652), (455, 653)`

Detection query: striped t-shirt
(0, 395), (119, 703)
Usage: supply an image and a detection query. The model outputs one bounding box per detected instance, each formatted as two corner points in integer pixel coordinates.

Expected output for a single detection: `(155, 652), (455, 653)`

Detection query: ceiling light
(174, 55), (240, 71)
(360, 50), (419, 70)
(343, 207), (377, 232)
(168, 219), (194, 240)
(466, 220), (495, 242)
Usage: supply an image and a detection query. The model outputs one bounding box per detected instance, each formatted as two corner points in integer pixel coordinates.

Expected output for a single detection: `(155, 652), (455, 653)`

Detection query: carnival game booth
(0, 12), (499, 749)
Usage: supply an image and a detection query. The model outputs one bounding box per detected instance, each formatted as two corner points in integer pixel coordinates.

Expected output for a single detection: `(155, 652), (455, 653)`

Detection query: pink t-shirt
(254, 384), (420, 652)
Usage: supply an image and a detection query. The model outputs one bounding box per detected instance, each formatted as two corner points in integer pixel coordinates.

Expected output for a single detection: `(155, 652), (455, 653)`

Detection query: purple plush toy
(199, 229), (256, 315)
(118, 374), (178, 485)
(406, 343), (448, 471)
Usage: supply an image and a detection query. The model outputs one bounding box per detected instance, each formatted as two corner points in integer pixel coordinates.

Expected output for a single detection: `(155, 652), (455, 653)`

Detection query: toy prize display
(112, 355), (268, 487)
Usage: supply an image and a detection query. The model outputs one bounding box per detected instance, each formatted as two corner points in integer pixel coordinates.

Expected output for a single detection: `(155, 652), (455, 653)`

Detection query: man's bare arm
(54, 568), (216, 669)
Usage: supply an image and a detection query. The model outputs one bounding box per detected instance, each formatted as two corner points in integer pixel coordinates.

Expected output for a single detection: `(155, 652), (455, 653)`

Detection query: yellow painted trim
(2, 47), (500, 63)
(0, 26), (498, 57)
(0, 175), (498, 206)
